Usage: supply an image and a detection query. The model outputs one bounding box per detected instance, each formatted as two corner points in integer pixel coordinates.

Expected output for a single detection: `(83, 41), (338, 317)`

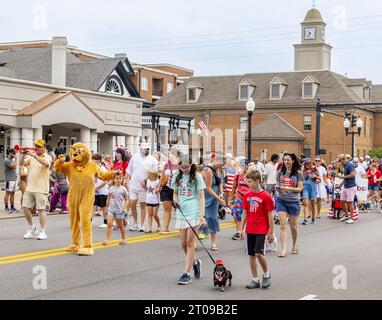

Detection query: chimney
(114, 53), (127, 59)
(51, 36), (68, 86)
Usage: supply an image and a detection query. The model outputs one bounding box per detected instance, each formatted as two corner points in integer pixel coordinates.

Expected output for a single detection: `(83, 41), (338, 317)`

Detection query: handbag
(59, 181), (69, 194)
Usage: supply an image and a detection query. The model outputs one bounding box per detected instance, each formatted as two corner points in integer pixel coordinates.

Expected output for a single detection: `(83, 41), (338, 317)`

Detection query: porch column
(134, 136), (140, 154)
(126, 136), (134, 153)
(80, 128), (91, 149)
(33, 127), (43, 144)
(116, 136), (126, 148)
(10, 128), (21, 148)
(90, 130), (98, 153)
(21, 128), (34, 147)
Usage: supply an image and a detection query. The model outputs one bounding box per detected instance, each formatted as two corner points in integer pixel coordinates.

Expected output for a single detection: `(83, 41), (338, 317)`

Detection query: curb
(0, 212), (64, 220)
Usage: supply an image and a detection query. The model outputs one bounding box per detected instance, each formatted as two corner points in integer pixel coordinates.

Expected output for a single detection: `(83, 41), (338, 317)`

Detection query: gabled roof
(252, 113), (304, 140)
(302, 75), (320, 84)
(156, 70), (368, 109)
(240, 78), (257, 86)
(270, 76), (288, 85)
(16, 91), (103, 122)
(186, 80), (204, 89)
(0, 47), (139, 96)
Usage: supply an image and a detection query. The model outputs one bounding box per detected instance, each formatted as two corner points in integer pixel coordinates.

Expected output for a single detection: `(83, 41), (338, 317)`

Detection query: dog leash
(174, 203), (216, 265)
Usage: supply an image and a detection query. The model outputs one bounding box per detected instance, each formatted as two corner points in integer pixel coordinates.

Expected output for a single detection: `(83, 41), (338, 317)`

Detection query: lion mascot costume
(54, 143), (115, 256)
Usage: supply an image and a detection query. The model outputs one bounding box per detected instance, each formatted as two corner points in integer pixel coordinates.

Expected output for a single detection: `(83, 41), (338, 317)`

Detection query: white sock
(252, 277), (260, 282)
(263, 272), (270, 278)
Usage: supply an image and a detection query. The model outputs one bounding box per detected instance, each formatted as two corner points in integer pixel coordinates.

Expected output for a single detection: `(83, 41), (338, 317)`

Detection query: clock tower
(294, 8), (332, 71)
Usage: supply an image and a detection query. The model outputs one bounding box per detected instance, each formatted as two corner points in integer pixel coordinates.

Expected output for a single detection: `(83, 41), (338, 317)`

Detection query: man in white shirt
(352, 157), (366, 181)
(252, 157), (266, 180)
(362, 155), (371, 170)
(264, 154), (280, 194)
(125, 143), (158, 232)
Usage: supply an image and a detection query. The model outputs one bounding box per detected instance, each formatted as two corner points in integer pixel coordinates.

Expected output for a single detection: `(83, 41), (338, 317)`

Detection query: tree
(369, 148), (382, 159)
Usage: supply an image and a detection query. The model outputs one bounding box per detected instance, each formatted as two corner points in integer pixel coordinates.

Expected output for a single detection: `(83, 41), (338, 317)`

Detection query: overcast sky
(1, 0), (382, 82)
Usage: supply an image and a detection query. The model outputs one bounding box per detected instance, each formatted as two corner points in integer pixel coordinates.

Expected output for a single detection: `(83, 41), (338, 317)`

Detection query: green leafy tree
(369, 148), (382, 159)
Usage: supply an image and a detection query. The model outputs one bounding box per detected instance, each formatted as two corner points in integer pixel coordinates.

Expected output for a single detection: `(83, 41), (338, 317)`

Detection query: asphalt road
(1, 209), (382, 300)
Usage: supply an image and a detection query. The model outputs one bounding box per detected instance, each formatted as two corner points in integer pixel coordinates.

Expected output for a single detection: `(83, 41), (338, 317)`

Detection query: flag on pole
(199, 119), (208, 132)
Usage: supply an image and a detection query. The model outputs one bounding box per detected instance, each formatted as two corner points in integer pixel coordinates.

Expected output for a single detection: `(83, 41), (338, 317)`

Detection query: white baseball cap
(140, 143), (151, 150)
(365, 155), (371, 159)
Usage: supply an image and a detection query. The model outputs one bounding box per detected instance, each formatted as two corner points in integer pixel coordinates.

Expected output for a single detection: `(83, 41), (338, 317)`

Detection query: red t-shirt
(235, 173), (251, 200)
(114, 161), (129, 176)
(242, 190), (274, 235)
(367, 169), (381, 185)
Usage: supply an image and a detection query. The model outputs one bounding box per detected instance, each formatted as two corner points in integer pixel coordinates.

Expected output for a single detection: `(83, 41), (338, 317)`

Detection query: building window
(240, 85), (249, 100)
(188, 88), (196, 101)
(240, 117), (248, 131)
(166, 82), (174, 94)
(141, 77), (149, 91)
(364, 117), (367, 137)
(271, 84), (280, 99)
(106, 76), (123, 95)
(303, 115), (312, 131)
(303, 83), (313, 98)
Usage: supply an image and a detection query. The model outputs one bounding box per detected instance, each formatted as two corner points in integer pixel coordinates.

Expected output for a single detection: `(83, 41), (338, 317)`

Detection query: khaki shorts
(23, 192), (49, 211)
(129, 189), (146, 203)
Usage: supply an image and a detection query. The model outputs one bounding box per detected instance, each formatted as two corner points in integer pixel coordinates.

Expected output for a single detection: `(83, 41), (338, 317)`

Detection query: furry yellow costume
(54, 143), (115, 256)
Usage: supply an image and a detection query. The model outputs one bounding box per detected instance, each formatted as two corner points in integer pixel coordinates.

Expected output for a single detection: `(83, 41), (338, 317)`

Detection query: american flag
(199, 119), (208, 132)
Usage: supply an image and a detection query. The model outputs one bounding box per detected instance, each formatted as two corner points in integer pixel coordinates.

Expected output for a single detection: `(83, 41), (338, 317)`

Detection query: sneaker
(345, 218), (354, 224)
(23, 226), (39, 239)
(302, 219), (308, 225)
(246, 280), (260, 289)
(129, 224), (140, 231)
(177, 273), (192, 285)
(98, 223), (108, 229)
(340, 216), (350, 222)
(193, 259), (202, 279)
(232, 232), (240, 240)
(262, 274), (272, 289)
(10, 208), (18, 213)
(37, 230), (47, 240)
(3, 208), (10, 214)
(139, 225), (146, 232)
(311, 219), (315, 224)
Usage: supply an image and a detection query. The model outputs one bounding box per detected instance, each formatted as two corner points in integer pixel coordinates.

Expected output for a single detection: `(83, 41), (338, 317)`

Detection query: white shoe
(340, 216), (350, 222)
(139, 225), (146, 232)
(98, 223), (108, 229)
(24, 226), (39, 239)
(345, 218), (354, 224)
(129, 224), (140, 231)
(37, 230), (48, 240)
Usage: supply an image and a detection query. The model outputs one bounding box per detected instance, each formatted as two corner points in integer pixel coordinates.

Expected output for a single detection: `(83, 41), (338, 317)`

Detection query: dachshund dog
(213, 260), (232, 292)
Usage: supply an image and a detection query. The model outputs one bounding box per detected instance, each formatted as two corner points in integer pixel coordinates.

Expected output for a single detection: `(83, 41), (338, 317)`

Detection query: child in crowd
(239, 170), (274, 289)
(143, 168), (162, 233)
(172, 155), (206, 285)
(103, 174), (129, 246)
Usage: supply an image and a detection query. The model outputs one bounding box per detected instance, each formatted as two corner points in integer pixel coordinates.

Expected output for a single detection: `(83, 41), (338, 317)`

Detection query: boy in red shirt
(239, 170), (275, 289)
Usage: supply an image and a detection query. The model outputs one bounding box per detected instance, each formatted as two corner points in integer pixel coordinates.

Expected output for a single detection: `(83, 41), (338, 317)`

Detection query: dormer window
(302, 76), (320, 99)
(106, 76), (124, 95)
(239, 79), (256, 101)
(269, 77), (288, 100)
(186, 81), (203, 103)
(188, 88), (196, 101)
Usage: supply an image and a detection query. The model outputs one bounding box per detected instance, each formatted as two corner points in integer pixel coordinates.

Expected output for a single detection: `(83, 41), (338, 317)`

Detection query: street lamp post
(246, 98), (256, 161)
(343, 113), (363, 158)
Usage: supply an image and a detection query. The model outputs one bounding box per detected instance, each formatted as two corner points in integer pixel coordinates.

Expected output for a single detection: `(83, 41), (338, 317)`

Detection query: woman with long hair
(276, 153), (304, 257)
(158, 148), (181, 234)
(172, 155), (206, 285)
(113, 148), (129, 175)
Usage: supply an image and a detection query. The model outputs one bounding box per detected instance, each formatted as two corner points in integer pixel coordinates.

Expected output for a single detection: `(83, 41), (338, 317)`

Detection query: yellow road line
(0, 222), (235, 266)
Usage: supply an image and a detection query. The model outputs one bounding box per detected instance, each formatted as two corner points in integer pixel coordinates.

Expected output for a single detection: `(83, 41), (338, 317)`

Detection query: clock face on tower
(304, 27), (316, 40)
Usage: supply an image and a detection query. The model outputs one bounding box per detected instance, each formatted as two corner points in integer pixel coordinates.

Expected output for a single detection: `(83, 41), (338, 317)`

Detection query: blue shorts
(302, 183), (318, 200)
(276, 198), (300, 216)
(368, 185), (380, 191)
(107, 212), (127, 219)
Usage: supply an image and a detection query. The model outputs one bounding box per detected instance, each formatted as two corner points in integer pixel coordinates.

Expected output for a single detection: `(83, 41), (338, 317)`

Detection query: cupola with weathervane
(294, 8), (332, 71)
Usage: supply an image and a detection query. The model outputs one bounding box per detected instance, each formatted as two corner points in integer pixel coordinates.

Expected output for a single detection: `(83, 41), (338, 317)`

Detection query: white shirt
(362, 161), (370, 170)
(355, 164), (366, 181)
(146, 179), (160, 204)
(253, 162), (266, 177)
(126, 153), (158, 191)
(95, 165), (109, 195)
(264, 162), (279, 185)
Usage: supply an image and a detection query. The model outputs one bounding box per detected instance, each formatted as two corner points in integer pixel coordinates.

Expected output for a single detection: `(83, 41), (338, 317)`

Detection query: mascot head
(70, 143), (91, 168)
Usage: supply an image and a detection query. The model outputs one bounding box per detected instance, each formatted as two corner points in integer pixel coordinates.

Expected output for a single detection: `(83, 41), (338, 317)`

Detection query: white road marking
(299, 294), (320, 300)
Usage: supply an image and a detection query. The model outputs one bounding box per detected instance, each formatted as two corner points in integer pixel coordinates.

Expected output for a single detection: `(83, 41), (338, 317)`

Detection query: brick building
(156, 8), (382, 162)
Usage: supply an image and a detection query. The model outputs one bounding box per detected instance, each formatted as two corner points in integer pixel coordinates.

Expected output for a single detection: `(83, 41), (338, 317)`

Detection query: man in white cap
(352, 157), (366, 181)
(125, 142), (158, 232)
(362, 155), (371, 170)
